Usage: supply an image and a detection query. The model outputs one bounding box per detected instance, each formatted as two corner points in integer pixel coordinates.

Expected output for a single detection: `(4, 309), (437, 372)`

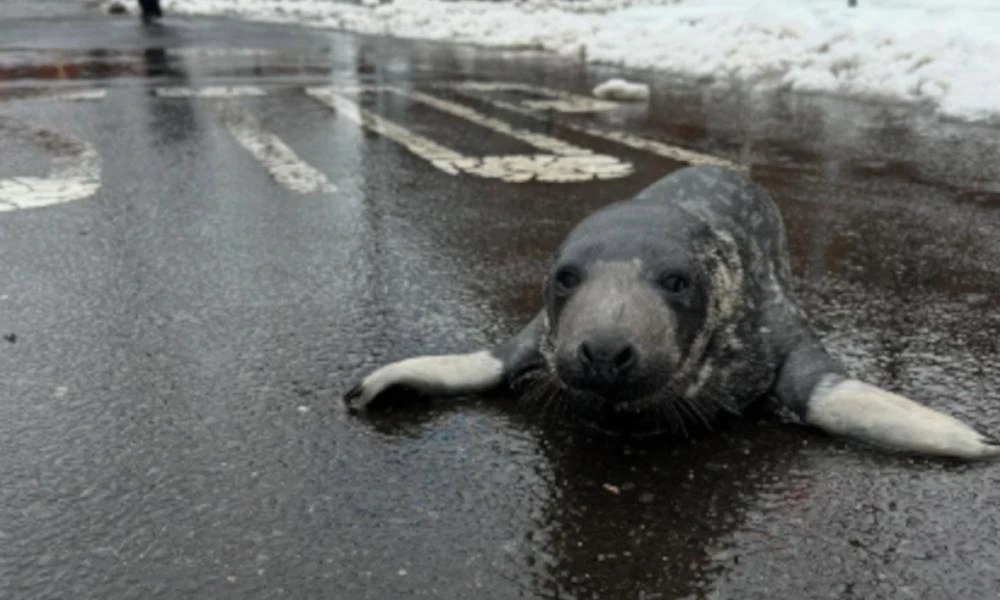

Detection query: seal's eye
(554, 266), (582, 294)
(658, 273), (690, 295)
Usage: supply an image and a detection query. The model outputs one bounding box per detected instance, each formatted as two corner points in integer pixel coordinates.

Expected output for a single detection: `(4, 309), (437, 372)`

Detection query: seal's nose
(577, 335), (637, 385)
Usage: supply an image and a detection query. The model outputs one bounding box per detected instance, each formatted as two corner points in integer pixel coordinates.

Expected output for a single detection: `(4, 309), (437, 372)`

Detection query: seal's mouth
(545, 382), (695, 438)
(513, 358), (718, 438)
(559, 374), (667, 408)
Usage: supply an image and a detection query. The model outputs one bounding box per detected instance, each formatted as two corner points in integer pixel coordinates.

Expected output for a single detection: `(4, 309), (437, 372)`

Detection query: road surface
(2, 8), (1000, 600)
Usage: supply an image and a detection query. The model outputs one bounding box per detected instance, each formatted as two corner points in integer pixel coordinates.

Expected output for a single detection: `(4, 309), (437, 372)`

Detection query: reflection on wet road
(2, 13), (1000, 600)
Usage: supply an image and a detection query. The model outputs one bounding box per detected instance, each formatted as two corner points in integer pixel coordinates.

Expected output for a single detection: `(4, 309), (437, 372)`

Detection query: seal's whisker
(656, 399), (688, 438)
(687, 397), (717, 432)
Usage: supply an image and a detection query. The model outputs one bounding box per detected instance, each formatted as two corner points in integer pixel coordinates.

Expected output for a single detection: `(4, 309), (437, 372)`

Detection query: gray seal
(345, 165), (1000, 459)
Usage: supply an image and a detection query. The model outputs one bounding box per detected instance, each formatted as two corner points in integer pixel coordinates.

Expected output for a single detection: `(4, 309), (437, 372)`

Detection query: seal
(344, 165), (1000, 459)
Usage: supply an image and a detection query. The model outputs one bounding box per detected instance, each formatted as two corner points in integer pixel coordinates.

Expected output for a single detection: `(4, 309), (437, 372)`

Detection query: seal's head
(547, 253), (706, 401)
(525, 199), (744, 432)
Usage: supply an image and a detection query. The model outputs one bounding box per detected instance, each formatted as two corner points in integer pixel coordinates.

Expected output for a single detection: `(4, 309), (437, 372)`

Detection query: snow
(593, 78), (651, 102)
(158, 0), (1000, 123)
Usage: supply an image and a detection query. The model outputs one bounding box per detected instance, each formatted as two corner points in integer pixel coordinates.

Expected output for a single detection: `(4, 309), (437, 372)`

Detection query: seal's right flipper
(776, 338), (1000, 460)
(343, 350), (506, 411)
(344, 312), (545, 412)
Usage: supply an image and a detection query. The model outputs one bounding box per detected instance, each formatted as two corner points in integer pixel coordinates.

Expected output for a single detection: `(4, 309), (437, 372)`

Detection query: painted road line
(0, 88), (108, 103)
(0, 117), (101, 212)
(304, 86), (464, 162)
(209, 99), (335, 195)
(52, 89), (108, 102)
(155, 86), (267, 99)
(305, 86), (633, 183)
(434, 81), (620, 113)
(168, 48), (280, 58)
(443, 81), (741, 169)
(564, 125), (741, 170)
(404, 89), (594, 157)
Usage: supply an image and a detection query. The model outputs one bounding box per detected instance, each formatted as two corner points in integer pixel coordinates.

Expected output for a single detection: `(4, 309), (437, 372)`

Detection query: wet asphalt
(2, 8), (1000, 600)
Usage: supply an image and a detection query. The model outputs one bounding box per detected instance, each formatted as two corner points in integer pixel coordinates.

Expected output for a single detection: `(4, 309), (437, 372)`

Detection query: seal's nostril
(614, 345), (636, 371)
(577, 338), (635, 382)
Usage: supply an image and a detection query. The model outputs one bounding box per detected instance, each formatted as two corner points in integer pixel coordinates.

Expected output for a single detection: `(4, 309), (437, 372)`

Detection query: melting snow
(160, 0), (1000, 122)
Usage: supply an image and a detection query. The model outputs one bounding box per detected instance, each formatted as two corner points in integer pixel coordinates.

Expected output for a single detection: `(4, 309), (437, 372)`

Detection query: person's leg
(138, 0), (163, 23)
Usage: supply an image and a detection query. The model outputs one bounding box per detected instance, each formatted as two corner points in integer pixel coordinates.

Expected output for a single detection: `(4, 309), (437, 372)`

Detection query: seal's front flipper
(806, 378), (1000, 459)
(344, 350), (506, 411)
(776, 339), (1000, 460)
(344, 312), (545, 412)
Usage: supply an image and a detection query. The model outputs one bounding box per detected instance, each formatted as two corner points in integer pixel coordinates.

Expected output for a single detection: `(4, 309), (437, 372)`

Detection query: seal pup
(344, 166), (1000, 459)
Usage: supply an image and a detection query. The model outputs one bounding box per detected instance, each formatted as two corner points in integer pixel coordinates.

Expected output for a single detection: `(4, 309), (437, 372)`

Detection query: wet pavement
(3, 8), (1000, 600)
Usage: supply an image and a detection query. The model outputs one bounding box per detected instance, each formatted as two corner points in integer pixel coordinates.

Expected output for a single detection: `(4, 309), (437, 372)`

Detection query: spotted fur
(345, 166), (1000, 459)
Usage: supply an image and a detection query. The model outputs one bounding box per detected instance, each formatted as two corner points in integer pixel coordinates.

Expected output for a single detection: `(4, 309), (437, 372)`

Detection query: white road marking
(155, 86), (266, 98)
(305, 86), (464, 162)
(153, 85), (333, 193)
(0, 118), (101, 212)
(0, 88), (108, 103)
(0, 78), (735, 214)
(305, 85), (633, 183)
(406, 89), (594, 156)
(51, 89), (108, 102)
(209, 99), (335, 194)
(565, 125), (741, 169)
(443, 81), (740, 169)
(168, 48), (280, 58)
(437, 81), (619, 113)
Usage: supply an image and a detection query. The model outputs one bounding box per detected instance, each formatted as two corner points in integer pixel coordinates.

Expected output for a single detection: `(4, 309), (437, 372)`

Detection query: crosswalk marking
(306, 85), (634, 183)
(154, 86), (266, 98)
(441, 81), (741, 169)
(0, 80), (738, 213)
(434, 81), (620, 113)
(211, 98), (336, 194)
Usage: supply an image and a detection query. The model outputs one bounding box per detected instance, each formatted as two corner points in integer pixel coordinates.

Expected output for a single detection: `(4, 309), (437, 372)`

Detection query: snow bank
(159, 0), (1000, 123)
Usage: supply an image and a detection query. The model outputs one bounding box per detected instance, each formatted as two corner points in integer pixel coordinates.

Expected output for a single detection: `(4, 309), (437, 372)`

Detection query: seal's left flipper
(344, 312), (545, 412)
(776, 338), (1000, 460)
(806, 378), (1000, 459)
